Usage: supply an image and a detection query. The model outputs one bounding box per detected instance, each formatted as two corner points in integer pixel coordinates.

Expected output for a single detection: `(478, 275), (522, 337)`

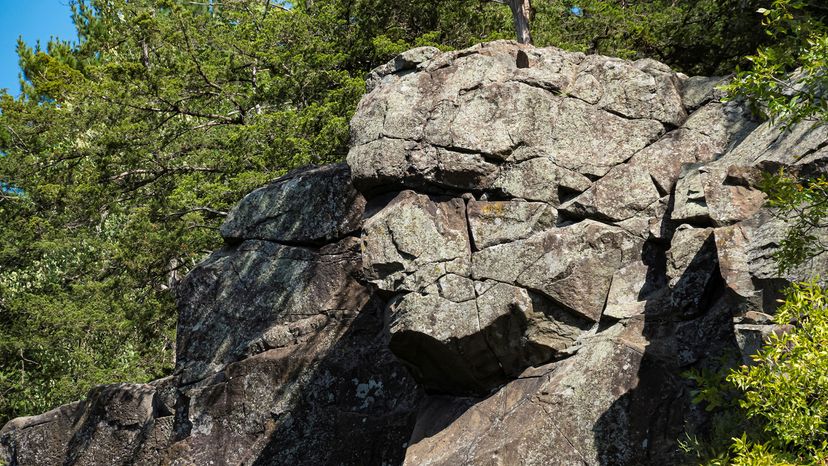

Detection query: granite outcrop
(2, 41), (826, 466)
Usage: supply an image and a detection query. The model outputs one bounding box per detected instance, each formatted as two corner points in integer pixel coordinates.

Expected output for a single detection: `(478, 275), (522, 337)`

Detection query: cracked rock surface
(3, 41), (827, 466)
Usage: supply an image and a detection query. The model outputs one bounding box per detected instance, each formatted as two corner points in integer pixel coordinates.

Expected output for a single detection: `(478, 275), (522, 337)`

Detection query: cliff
(2, 41), (826, 466)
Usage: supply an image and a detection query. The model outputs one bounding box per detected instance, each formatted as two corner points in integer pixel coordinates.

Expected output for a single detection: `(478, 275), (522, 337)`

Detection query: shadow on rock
(593, 215), (740, 465)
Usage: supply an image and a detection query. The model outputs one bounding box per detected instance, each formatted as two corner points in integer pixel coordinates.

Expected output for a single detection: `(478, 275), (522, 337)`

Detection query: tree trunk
(509, 0), (532, 45)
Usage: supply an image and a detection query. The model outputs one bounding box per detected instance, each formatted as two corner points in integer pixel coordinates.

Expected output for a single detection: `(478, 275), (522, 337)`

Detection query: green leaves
(761, 171), (828, 274)
(727, 281), (828, 462)
(683, 282), (828, 465)
(723, 0), (827, 126)
(0, 0), (367, 423)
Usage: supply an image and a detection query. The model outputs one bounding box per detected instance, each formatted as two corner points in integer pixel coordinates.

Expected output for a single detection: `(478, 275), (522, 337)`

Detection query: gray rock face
(348, 41), (670, 194)
(343, 41), (822, 466)
(467, 199), (556, 249)
(3, 41), (826, 466)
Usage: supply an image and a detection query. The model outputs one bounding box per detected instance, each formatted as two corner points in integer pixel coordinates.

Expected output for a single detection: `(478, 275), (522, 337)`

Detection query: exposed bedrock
(2, 41), (827, 466)
(346, 40), (826, 465)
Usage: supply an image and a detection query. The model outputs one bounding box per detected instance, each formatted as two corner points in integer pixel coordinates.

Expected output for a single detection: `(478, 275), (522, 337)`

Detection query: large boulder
(3, 41), (826, 466)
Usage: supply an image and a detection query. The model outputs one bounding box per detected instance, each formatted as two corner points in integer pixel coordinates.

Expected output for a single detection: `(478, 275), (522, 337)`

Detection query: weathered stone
(568, 55), (687, 126)
(403, 337), (688, 466)
(532, 97), (665, 177)
(559, 164), (661, 222)
(667, 226), (719, 317)
(348, 139), (500, 193)
(672, 165), (711, 224)
(723, 116), (828, 170)
(167, 301), (420, 466)
(423, 81), (558, 158)
(389, 281), (589, 394)
(493, 156), (592, 204)
(467, 199), (556, 249)
(673, 163), (767, 226)
(628, 128), (721, 193)
(612, 195), (671, 240)
(362, 190), (470, 292)
(348, 41), (669, 193)
(734, 323), (781, 365)
(683, 101), (757, 150)
(175, 237), (368, 383)
(367, 46), (441, 92)
(604, 259), (663, 320)
(221, 163), (365, 244)
(424, 273), (476, 303)
(680, 76), (725, 110)
(472, 221), (643, 322)
(0, 385), (163, 466)
(714, 223), (765, 309)
(671, 295), (739, 367)
(0, 403), (82, 466)
(713, 208), (828, 314)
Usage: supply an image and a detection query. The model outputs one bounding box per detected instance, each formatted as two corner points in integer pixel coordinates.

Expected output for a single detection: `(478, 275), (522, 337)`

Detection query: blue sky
(0, 0), (76, 96)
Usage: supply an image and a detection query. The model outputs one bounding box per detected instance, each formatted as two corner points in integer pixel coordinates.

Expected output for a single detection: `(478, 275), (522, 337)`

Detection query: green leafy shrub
(723, 0), (827, 126)
(761, 172), (828, 274)
(684, 283), (828, 465)
(729, 281), (828, 462)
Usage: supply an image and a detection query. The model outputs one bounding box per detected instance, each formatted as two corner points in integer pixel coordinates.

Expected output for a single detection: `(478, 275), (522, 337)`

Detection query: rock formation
(2, 41), (826, 465)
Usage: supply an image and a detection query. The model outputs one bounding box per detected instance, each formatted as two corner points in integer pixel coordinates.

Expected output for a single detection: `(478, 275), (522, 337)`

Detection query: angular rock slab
(559, 164), (661, 222)
(672, 163), (766, 227)
(467, 199), (556, 249)
(472, 220), (644, 322)
(0, 383), (173, 466)
(348, 41), (674, 193)
(492, 155), (592, 205)
(666, 226), (720, 317)
(361, 190), (471, 292)
(166, 300), (421, 466)
(403, 337), (688, 466)
(567, 55), (686, 126)
(175, 237), (368, 384)
(388, 281), (589, 394)
(221, 163), (365, 244)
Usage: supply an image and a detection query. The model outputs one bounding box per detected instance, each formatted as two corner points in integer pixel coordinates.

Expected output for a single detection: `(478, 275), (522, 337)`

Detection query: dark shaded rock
(166, 298), (420, 466)
(403, 337), (688, 466)
(680, 76), (726, 110)
(175, 237), (368, 384)
(220, 163), (365, 244)
(666, 226), (720, 317)
(388, 281), (589, 394)
(0, 384), (168, 466)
